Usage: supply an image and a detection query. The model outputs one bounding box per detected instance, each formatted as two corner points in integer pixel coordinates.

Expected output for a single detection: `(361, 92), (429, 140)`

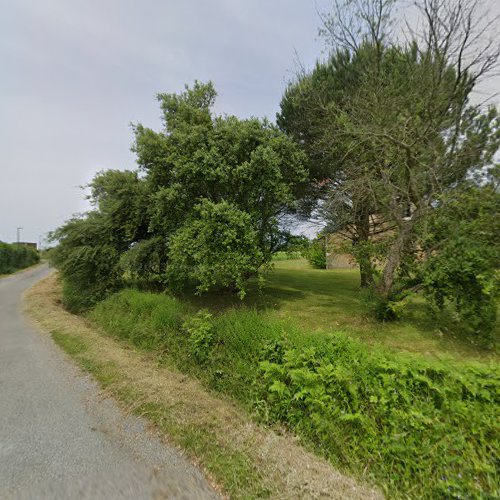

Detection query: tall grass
(89, 289), (500, 499)
(0, 242), (39, 274)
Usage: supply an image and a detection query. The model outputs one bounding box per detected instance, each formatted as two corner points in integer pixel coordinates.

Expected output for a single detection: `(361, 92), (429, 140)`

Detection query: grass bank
(88, 286), (500, 498)
(25, 273), (379, 500)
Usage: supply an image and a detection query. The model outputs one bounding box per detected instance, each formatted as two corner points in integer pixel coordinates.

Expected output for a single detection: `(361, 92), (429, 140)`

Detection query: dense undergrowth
(0, 242), (39, 275)
(89, 288), (500, 499)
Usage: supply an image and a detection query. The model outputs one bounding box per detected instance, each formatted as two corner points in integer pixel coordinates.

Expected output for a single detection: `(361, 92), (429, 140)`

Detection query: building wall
(326, 234), (357, 269)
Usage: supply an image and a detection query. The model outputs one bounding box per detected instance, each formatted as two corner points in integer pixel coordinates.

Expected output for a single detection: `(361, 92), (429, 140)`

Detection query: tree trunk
(379, 222), (412, 296)
(354, 209), (374, 288)
(360, 259), (375, 288)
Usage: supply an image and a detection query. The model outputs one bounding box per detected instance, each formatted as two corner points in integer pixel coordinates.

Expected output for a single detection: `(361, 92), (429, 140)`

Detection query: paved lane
(0, 264), (217, 499)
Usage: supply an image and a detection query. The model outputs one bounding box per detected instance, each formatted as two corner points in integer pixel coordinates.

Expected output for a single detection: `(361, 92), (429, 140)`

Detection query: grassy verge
(87, 287), (499, 498)
(25, 273), (380, 500)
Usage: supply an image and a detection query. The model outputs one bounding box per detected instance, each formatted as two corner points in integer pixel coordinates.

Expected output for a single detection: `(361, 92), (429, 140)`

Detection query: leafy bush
(304, 236), (326, 269)
(256, 338), (499, 498)
(51, 82), (307, 308)
(168, 200), (266, 298)
(49, 215), (122, 312)
(119, 237), (168, 290)
(361, 287), (411, 322)
(182, 310), (215, 364)
(90, 289), (500, 498)
(0, 242), (39, 274)
(421, 182), (500, 347)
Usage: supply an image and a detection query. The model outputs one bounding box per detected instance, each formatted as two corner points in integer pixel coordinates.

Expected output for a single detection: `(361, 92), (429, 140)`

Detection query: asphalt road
(0, 264), (218, 499)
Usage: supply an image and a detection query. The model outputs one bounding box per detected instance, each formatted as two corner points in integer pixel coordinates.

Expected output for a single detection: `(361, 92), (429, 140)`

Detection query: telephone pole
(16, 227), (23, 244)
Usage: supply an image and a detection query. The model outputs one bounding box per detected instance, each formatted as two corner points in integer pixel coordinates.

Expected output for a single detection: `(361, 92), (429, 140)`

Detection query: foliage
(119, 237), (168, 290)
(256, 337), (499, 499)
(304, 236), (326, 269)
(90, 289), (189, 351)
(49, 213), (122, 312)
(182, 310), (215, 364)
(168, 200), (266, 298)
(280, 234), (310, 253)
(51, 82), (306, 308)
(0, 241), (39, 274)
(360, 287), (410, 322)
(421, 179), (500, 346)
(279, 0), (500, 303)
(272, 251), (303, 261)
(90, 287), (500, 498)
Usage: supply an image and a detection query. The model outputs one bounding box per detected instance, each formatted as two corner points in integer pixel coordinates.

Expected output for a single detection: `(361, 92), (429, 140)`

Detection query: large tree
(279, 0), (500, 305)
(51, 82), (307, 309)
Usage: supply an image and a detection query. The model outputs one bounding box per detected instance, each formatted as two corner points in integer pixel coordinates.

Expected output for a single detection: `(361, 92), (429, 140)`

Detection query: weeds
(90, 288), (500, 498)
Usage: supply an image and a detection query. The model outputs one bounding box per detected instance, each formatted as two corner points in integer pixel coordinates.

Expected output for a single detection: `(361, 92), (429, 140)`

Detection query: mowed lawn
(187, 259), (498, 364)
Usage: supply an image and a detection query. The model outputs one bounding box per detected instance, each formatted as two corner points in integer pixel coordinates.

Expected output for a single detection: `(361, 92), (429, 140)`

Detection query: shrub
(421, 182), (500, 347)
(256, 337), (500, 498)
(167, 200), (266, 298)
(0, 242), (39, 274)
(119, 237), (168, 290)
(182, 310), (215, 364)
(304, 236), (326, 269)
(49, 215), (122, 312)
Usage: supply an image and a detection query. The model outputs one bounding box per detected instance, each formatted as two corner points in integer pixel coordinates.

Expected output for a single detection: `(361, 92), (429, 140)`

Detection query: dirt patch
(25, 273), (383, 499)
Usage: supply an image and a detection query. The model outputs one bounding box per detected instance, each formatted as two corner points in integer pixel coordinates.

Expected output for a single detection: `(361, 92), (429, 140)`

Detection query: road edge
(24, 273), (383, 499)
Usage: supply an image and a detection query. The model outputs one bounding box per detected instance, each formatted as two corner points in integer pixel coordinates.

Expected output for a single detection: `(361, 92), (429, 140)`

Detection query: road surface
(0, 264), (218, 499)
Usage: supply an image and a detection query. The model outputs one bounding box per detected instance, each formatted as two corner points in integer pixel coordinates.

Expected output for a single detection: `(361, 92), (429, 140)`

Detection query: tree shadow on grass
(177, 260), (498, 362)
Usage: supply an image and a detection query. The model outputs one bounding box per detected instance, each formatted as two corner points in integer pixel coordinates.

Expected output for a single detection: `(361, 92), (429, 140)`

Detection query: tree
(421, 168), (500, 346)
(167, 200), (265, 298)
(132, 82), (307, 295)
(279, 44), (397, 287)
(279, 0), (500, 306)
(51, 82), (307, 306)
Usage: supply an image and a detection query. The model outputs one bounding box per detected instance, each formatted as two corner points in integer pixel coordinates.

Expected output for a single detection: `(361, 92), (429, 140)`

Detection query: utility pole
(16, 227), (23, 244)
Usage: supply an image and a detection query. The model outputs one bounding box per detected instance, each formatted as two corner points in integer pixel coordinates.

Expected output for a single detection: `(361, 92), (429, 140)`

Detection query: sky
(0, 0), (499, 245)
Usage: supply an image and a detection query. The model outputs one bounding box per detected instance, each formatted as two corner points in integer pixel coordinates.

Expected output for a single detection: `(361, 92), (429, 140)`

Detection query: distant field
(186, 259), (498, 364)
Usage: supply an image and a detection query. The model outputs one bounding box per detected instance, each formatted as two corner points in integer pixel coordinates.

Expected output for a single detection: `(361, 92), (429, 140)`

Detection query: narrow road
(0, 264), (218, 499)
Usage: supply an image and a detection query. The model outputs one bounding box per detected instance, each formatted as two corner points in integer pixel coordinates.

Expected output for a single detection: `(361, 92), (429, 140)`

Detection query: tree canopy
(278, 0), (500, 317)
(51, 82), (307, 310)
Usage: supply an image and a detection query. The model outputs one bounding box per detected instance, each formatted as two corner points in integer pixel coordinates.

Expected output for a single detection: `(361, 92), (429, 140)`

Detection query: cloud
(0, 0), (497, 244)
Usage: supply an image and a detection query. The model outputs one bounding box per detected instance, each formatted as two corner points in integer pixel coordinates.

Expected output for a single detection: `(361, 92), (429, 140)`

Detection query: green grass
(89, 288), (500, 499)
(66, 258), (500, 498)
(184, 259), (497, 363)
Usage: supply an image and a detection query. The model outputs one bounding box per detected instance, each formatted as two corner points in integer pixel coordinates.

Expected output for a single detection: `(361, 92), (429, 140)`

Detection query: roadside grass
(25, 274), (380, 500)
(185, 259), (498, 363)
(52, 329), (269, 497)
(88, 286), (500, 498)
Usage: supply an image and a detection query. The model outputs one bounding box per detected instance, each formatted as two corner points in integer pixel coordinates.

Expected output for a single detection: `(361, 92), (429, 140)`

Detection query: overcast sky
(1, 0), (498, 245)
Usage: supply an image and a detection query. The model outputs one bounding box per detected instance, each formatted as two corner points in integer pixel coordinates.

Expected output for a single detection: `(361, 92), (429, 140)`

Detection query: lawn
(186, 259), (498, 364)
